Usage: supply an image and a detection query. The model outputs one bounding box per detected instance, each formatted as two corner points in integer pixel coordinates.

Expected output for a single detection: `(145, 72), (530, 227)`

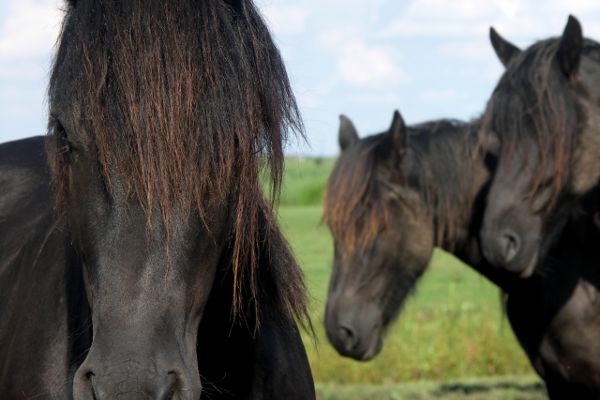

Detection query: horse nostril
(161, 387), (176, 400)
(338, 325), (358, 352)
(500, 230), (520, 264)
(73, 368), (99, 400)
(159, 372), (179, 400)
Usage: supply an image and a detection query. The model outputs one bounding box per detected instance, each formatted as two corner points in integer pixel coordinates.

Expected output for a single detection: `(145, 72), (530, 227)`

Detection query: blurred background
(2, 1), (599, 398)
(2, 0), (600, 152)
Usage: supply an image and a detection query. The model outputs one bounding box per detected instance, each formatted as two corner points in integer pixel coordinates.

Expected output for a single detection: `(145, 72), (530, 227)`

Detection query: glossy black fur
(30, 0), (313, 398)
(0, 137), (315, 399)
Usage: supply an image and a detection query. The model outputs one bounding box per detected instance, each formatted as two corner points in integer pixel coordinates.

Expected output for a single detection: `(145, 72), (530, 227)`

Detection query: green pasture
(316, 376), (546, 400)
(273, 158), (545, 399)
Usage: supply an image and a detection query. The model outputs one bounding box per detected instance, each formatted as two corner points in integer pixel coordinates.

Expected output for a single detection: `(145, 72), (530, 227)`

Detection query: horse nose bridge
(326, 293), (377, 333)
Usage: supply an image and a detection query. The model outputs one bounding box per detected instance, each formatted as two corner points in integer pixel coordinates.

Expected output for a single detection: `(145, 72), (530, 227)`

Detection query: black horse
(0, 0), (315, 398)
(323, 111), (600, 399)
(479, 15), (600, 276)
(0, 136), (314, 400)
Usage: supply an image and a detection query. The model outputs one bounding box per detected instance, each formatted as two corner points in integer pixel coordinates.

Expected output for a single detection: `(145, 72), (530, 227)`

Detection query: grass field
(273, 158), (546, 399)
(316, 376), (546, 400)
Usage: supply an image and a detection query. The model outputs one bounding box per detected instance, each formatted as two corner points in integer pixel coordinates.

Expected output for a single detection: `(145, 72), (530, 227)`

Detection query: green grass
(316, 376), (545, 400)
(272, 157), (335, 206)
(270, 158), (544, 398)
(278, 206), (534, 385)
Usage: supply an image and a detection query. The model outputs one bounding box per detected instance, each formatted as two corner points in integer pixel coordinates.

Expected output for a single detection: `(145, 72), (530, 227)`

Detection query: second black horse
(324, 111), (600, 399)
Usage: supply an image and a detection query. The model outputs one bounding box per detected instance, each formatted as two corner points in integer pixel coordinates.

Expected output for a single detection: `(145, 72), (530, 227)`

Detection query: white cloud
(380, 0), (504, 38)
(336, 40), (410, 87)
(380, 0), (600, 40)
(261, 3), (310, 35)
(0, 0), (63, 61)
(317, 28), (410, 88)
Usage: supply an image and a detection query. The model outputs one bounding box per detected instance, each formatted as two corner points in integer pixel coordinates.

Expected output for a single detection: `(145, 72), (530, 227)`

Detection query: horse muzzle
(325, 299), (384, 361)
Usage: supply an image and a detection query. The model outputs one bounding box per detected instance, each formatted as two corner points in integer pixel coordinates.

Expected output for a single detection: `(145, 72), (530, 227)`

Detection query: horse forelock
(325, 121), (481, 254)
(324, 138), (391, 254)
(46, 0), (305, 323)
(484, 39), (584, 208)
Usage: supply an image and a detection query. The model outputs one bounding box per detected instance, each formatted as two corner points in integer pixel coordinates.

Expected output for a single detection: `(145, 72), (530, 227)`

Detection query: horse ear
(338, 114), (359, 151)
(490, 27), (521, 67)
(557, 15), (583, 77)
(479, 129), (500, 155)
(388, 110), (407, 157)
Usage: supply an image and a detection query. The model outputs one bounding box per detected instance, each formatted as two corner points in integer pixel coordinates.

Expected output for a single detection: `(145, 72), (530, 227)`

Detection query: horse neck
(409, 123), (488, 256)
(410, 124), (521, 291)
(571, 84), (600, 194)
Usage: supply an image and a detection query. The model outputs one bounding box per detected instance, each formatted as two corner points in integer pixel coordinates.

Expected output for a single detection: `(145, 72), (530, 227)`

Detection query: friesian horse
(324, 111), (600, 399)
(0, 0), (315, 399)
(480, 16), (600, 276)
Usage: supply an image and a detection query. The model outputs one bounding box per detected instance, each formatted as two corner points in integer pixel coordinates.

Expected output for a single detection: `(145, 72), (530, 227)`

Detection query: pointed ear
(338, 114), (359, 151)
(490, 27), (521, 67)
(388, 110), (407, 157)
(557, 15), (583, 77)
(479, 128), (500, 155)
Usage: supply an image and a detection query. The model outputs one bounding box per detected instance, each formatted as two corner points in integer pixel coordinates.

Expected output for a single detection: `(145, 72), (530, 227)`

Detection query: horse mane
(482, 38), (600, 208)
(46, 0), (306, 323)
(324, 134), (390, 253)
(324, 119), (481, 251)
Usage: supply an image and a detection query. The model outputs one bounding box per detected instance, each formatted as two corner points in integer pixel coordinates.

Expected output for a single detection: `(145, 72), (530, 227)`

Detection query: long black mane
(46, 0), (307, 323)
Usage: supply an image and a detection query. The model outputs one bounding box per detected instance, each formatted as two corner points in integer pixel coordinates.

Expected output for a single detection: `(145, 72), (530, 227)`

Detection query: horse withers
(480, 15), (600, 276)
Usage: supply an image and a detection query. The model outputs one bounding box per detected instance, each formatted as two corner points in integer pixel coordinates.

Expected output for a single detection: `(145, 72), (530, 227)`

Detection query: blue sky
(1, 0), (599, 155)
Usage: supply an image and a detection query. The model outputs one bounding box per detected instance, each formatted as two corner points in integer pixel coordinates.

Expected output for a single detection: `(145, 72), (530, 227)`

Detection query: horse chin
(519, 250), (538, 278)
(357, 332), (384, 362)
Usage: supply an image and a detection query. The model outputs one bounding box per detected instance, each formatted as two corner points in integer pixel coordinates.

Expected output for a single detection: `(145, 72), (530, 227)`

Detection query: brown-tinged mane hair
(46, 0), (307, 324)
(482, 39), (600, 208)
(324, 135), (390, 253)
(324, 119), (482, 252)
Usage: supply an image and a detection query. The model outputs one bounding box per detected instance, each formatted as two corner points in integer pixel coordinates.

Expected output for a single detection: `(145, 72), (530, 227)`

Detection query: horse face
(325, 206), (433, 362)
(45, 0), (305, 395)
(480, 142), (549, 277)
(324, 112), (433, 361)
(52, 118), (223, 399)
(481, 16), (600, 277)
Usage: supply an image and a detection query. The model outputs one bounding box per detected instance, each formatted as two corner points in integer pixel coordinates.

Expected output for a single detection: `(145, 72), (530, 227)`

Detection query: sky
(1, 1), (599, 156)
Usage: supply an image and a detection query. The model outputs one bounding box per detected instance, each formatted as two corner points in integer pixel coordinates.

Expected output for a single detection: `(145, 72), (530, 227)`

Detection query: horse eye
(53, 120), (70, 152)
(53, 119), (79, 163)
